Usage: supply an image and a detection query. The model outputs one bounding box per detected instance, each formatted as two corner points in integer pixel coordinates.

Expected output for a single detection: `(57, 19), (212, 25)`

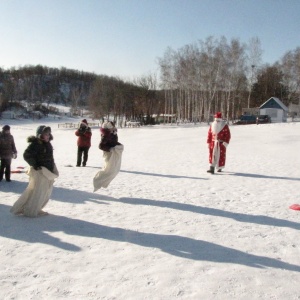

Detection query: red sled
(289, 204), (300, 211)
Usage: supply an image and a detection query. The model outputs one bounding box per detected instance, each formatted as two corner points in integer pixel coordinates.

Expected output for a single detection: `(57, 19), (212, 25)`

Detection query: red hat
(214, 112), (222, 119)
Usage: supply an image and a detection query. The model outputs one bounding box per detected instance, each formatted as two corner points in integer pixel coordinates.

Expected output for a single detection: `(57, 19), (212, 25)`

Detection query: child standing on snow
(0, 125), (18, 182)
(10, 125), (59, 217)
(75, 119), (92, 167)
(93, 121), (123, 192)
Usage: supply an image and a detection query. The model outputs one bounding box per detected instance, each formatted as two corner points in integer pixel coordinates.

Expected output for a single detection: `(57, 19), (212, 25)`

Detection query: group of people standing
(4, 113), (230, 218)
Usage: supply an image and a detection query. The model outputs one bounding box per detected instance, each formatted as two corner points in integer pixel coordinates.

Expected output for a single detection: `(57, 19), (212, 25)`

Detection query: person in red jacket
(207, 112), (231, 174)
(75, 119), (92, 167)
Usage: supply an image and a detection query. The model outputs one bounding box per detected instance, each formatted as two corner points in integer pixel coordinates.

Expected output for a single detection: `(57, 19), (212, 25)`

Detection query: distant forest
(0, 65), (164, 124)
(1, 36), (299, 123)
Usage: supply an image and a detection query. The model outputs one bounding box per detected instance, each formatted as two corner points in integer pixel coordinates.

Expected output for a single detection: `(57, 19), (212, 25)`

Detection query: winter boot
(207, 166), (215, 174)
(5, 166), (11, 181)
(0, 166), (3, 181)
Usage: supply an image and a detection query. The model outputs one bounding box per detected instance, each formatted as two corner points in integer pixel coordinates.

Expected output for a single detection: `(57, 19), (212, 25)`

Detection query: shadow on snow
(228, 172), (300, 181)
(1, 203), (300, 272)
(120, 169), (208, 180)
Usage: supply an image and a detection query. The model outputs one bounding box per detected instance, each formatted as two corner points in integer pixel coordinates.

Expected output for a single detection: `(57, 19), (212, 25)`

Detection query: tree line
(0, 65), (164, 124)
(0, 36), (299, 123)
(158, 36), (300, 122)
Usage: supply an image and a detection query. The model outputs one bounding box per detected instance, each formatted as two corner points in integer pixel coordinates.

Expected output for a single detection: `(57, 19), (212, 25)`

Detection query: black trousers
(0, 158), (12, 180)
(77, 146), (90, 166)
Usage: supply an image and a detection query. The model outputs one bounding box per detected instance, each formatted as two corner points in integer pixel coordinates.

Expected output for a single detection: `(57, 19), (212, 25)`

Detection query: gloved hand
(79, 128), (86, 135)
(33, 166), (42, 170)
(13, 153), (17, 159)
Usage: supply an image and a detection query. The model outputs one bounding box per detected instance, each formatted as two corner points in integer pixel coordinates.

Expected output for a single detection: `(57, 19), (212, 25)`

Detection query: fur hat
(214, 112), (222, 121)
(2, 125), (10, 131)
(36, 125), (51, 138)
(102, 121), (115, 130)
(80, 119), (88, 127)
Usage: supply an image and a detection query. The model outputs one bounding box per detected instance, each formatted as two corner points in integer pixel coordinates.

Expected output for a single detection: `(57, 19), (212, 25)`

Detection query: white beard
(211, 120), (226, 134)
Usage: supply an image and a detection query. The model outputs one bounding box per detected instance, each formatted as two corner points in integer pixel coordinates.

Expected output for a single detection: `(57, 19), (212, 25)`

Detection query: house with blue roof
(259, 97), (288, 123)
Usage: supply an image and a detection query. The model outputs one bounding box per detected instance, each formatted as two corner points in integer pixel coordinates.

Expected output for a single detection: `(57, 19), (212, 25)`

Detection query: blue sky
(0, 0), (299, 79)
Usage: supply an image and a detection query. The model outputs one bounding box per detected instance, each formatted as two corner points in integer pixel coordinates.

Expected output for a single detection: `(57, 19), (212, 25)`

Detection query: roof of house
(259, 97), (288, 111)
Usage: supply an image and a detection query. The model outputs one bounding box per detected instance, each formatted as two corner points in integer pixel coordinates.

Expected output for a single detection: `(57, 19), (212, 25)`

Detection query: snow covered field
(1, 117), (300, 299)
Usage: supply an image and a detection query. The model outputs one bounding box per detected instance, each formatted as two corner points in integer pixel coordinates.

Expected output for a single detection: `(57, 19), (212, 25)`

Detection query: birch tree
(279, 47), (300, 104)
(246, 37), (262, 108)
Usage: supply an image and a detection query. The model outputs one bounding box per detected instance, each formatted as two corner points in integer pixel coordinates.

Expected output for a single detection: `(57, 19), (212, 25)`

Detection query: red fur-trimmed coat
(207, 121), (231, 168)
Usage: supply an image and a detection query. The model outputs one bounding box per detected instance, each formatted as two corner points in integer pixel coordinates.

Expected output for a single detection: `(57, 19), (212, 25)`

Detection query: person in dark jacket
(0, 125), (17, 182)
(99, 121), (120, 152)
(75, 119), (92, 167)
(23, 125), (55, 172)
(10, 125), (59, 217)
(93, 121), (123, 191)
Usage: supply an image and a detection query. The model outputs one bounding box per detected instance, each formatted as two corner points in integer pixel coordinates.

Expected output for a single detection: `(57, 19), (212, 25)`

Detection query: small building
(259, 97), (288, 123)
(0, 111), (15, 119)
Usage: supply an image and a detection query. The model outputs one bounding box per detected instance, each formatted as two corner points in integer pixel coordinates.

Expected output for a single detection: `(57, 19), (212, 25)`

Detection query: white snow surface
(1, 118), (300, 300)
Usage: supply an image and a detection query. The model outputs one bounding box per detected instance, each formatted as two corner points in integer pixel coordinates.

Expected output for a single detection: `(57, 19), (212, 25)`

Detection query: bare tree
(246, 37), (262, 108)
(158, 47), (177, 123)
(279, 47), (300, 104)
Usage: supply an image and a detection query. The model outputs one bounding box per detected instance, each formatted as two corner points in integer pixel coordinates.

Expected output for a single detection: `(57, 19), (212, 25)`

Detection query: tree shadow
(1, 203), (299, 272)
(0, 179), (112, 205)
(228, 172), (300, 181)
(120, 169), (208, 180)
(113, 197), (300, 230)
(4, 182), (299, 231)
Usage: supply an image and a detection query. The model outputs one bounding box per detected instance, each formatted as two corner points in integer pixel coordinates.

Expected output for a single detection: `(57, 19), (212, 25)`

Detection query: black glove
(79, 128), (86, 135)
(33, 166), (42, 170)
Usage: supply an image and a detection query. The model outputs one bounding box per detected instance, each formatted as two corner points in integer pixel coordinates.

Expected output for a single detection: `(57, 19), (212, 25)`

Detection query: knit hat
(36, 125), (51, 138)
(2, 125), (10, 131)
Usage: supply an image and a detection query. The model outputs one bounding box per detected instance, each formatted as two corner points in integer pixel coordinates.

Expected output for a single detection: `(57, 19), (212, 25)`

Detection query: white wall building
(259, 97), (288, 123)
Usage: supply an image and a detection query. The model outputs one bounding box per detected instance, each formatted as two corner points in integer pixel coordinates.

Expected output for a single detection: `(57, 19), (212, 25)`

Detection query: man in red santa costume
(207, 112), (231, 174)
